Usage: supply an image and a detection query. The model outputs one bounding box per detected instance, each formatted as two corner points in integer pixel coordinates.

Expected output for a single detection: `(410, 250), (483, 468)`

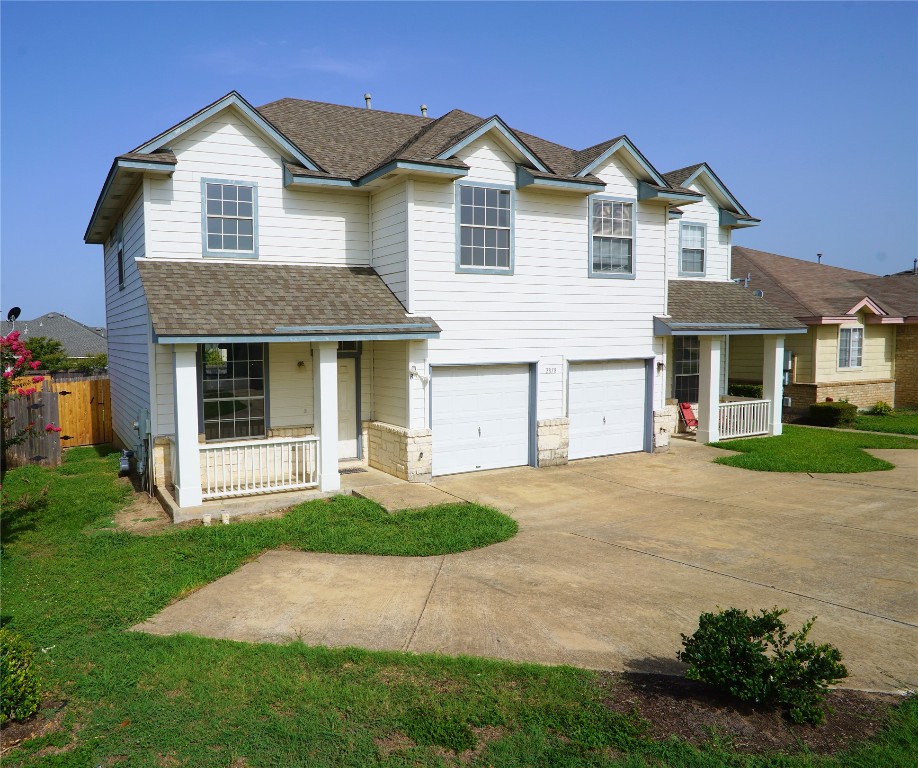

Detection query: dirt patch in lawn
(602, 672), (903, 755)
(0, 700), (68, 755)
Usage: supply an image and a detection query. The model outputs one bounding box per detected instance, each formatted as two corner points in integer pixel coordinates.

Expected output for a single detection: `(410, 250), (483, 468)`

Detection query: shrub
(678, 607), (848, 725)
(809, 401), (857, 427)
(728, 383), (764, 399)
(871, 401), (894, 416)
(0, 627), (42, 724)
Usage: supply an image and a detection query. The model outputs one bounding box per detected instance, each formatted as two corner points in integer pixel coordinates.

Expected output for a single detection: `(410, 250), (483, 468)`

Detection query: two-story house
(85, 92), (803, 512)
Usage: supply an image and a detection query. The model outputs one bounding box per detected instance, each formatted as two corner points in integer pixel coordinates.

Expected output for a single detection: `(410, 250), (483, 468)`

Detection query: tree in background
(22, 336), (69, 372)
(70, 353), (108, 373)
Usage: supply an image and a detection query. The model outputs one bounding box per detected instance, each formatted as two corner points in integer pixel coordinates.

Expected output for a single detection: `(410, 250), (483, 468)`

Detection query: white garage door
(432, 365), (531, 476)
(568, 360), (647, 460)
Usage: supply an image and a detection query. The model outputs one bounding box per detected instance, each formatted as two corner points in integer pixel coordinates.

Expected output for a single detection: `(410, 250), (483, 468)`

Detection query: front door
(337, 358), (358, 459)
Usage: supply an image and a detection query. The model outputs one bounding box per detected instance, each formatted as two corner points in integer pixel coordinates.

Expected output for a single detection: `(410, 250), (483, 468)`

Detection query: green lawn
(852, 408), (918, 436)
(2, 447), (915, 766)
(710, 424), (918, 473)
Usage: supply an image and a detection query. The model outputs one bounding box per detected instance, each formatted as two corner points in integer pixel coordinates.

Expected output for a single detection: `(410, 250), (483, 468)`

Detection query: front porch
(159, 338), (432, 510)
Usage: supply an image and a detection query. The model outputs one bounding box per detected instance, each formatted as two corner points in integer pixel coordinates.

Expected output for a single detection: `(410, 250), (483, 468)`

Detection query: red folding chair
(679, 402), (698, 433)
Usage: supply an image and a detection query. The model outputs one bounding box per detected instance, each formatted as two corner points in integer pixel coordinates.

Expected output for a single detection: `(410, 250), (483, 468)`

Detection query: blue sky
(2, 1), (916, 326)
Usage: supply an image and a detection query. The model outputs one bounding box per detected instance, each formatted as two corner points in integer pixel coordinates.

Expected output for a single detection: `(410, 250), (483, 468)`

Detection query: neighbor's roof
(1, 313), (107, 357)
(136, 261), (440, 340)
(849, 273), (918, 318)
(730, 246), (895, 319)
(657, 280), (806, 335)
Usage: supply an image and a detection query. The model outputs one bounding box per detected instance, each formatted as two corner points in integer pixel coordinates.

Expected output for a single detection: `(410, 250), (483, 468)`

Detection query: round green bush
(1, 627), (42, 724)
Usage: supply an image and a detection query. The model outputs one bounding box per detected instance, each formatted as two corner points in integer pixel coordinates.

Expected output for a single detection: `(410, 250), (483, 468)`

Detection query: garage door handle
(603, 416), (606, 425)
(478, 426), (482, 437)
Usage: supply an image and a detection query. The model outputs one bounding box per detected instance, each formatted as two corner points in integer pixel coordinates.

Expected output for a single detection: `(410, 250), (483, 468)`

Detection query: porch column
(313, 341), (340, 491)
(173, 344), (202, 507)
(696, 335), (722, 443)
(762, 335), (785, 436)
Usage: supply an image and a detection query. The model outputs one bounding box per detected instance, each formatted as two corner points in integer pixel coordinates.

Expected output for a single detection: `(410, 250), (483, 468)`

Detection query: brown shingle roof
(137, 261), (439, 338)
(731, 246), (884, 318)
(662, 163), (705, 188)
(850, 273), (918, 317)
(663, 280), (805, 331)
(117, 149), (177, 165)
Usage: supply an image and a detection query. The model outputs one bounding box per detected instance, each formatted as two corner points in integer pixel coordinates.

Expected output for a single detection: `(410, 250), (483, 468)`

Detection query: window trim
(678, 221), (707, 277)
(197, 342), (270, 442)
(454, 180), (515, 275)
(201, 178), (259, 259)
(588, 194), (637, 280)
(837, 326), (864, 369)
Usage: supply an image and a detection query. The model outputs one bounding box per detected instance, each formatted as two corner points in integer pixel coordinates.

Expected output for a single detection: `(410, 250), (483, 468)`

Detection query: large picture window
(680, 223), (706, 275)
(203, 181), (256, 255)
(673, 335), (700, 403)
(458, 184), (512, 271)
(200, 343), (266, 441)
(838, 327), (863, 368)
(591, 199), (634, 276)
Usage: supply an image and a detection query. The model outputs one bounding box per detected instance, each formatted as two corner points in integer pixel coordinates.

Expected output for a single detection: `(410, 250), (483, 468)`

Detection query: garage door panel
(569, 360), (646, 460)
(432, 365), (531, 476)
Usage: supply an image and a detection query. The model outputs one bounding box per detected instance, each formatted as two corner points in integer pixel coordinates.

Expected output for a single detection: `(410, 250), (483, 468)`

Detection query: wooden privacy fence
(3, 374), (112, 468)
(49, 375), (113, 447)
(4, 389), (62, 468)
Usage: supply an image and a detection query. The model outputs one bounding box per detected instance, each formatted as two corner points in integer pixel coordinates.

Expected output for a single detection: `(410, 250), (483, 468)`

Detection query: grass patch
(710, 424), (918, 472)
(852, 408), (918, 436)
(1, 447), (914, 766)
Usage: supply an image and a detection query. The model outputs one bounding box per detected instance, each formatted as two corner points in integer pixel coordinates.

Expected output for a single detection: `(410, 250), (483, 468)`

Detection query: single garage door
(568, 360), (647, 460)
(432, 364), (531, 476)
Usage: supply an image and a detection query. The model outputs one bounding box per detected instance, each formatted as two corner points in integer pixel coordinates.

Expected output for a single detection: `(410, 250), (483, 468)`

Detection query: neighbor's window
(591, 199), (634, 275)
(838, 327), (863, 368)
(673, 335), (700, 403)
(204, 181), (256, 254)
(458, 185), (511, 270)
(680, 223), (706, 274)
(200, 343), (265, 440)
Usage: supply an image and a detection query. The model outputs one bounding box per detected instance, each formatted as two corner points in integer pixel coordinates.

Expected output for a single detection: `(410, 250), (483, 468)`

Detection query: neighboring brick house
(730, 247), (918, 411)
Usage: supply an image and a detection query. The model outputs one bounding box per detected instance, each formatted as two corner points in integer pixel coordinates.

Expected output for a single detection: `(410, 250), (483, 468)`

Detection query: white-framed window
(203, 180), (257, 257)
(590, 198), (634, 277)
(838, 327), (863, 368)
(680, 222), (706, 275)
(673, 335), (700, 402)
(200, 343), (266, 441)
(457, 184), (512, 272)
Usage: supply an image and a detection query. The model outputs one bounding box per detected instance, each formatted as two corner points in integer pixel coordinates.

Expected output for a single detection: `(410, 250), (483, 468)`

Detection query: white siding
(268, 342), (314, 427)
(666, 176), (731, 282)
(145, 109), (370, 265)
(154, 345), (174, 436)
(410, 138), (664, 421)
(370, 181), (408, 304)
(373, 342), (407, 427)
(104, 187), (151, 449)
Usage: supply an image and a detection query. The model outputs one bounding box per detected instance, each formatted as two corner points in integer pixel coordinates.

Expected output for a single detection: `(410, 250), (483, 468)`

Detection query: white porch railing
(200, 436), (320, 500)
(718, 398), (770, 440)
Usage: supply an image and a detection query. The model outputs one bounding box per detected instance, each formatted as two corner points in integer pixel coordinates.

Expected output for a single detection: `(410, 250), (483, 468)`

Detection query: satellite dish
(7, 306), (21, 322)
(753, 289), (765, 298)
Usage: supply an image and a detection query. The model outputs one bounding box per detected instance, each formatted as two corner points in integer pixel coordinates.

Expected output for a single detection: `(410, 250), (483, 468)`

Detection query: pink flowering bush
(2, 331), (60, 463)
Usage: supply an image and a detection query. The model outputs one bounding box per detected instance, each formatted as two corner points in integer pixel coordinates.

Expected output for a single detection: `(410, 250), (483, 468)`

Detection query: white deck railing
(200, 436), (319, 500)
(718, 399), (770, 440)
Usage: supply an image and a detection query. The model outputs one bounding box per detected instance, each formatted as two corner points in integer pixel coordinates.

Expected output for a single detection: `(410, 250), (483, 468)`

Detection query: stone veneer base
(537, 418), (569, 467)
(365, 420), (432, 482)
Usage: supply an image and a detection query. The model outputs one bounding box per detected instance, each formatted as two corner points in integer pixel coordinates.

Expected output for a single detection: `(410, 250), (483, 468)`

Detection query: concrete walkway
(134, 439), (918, 692)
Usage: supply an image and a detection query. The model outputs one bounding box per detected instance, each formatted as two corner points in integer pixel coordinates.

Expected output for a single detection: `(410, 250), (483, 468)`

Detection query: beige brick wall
(786, 380), (896, 410)
(537, 418), (569, 467)
(894, 325), (918, 407)
(365, 420), (432, 482)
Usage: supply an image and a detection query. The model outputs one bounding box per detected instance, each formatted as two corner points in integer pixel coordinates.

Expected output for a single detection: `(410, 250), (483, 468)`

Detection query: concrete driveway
(134, 438), (918, 692)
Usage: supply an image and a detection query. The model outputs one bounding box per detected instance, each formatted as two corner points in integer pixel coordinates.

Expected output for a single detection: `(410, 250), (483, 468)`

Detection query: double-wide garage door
(568, 360), (647, 460)
(432, 365), (531, 476)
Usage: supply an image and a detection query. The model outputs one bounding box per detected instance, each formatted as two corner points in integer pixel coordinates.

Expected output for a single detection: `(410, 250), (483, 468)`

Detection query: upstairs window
(458, 184), (512, 272)
(680, 223), (706, 275)
(591, 198), (634, 277)
(203, 180), (257, 256)
(838, 327), (863, 368)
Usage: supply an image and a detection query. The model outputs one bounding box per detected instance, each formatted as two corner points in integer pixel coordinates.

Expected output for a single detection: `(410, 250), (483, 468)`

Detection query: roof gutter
(654, 318), (808, 336)
(284, 160), (469, 190)
(516, 166), (605, 193)
(637, 181), (703, 205)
